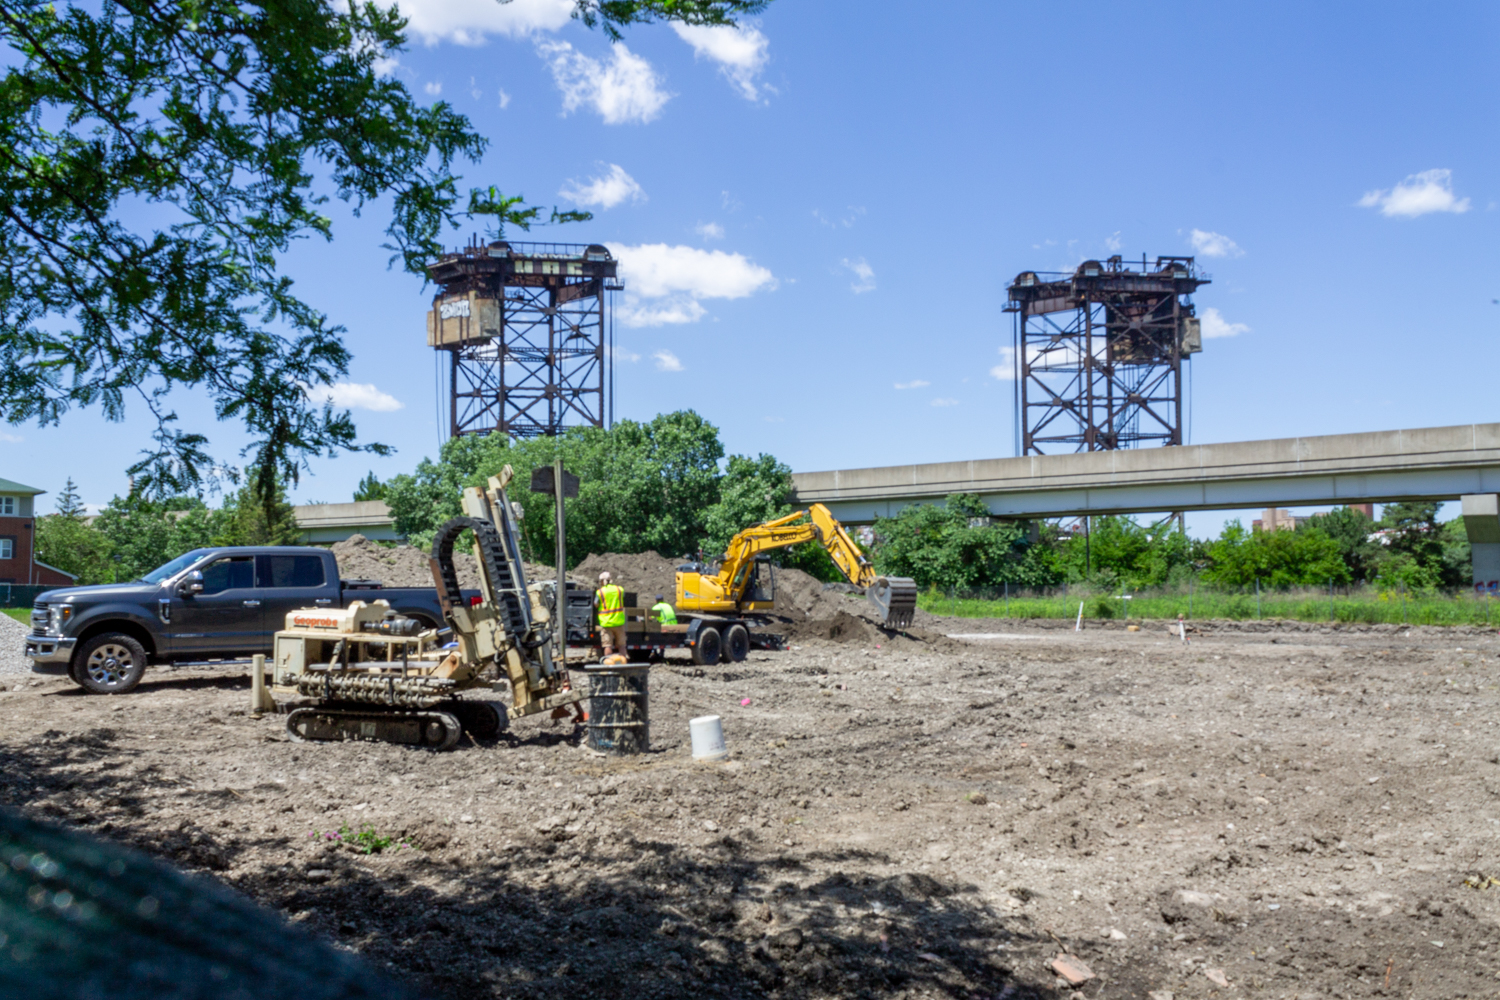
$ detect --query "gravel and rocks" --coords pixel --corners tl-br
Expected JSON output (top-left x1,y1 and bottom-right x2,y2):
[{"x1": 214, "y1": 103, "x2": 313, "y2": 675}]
[
  {"x1": 5, "y1": 614, "x2": 1500, "y2": 998},
  {"x1": 0, "y1": 614, "x2": 32, "y2": 675}
]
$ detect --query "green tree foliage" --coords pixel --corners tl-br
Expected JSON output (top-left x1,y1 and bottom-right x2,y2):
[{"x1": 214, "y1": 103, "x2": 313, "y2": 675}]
[
  {"x1": 1306, "y1": 506, "x2": 1381, "y2": 582},
  {"x1": 872, "y1": 494, "x2": 1055, "y2": 591},
  {"x1": 353, "y1": 472, "x2": 387, "y2": 503},
  {"x1": 92, "y1": 495, "x2": 219, "y2": 583},
  {"x1": 1202, "y1": 520, "x2": 1350, "y2": 588},
  {"x1": 1367, "y1": 501, "x2": 1465, "y2": 591},
  {"x1": 0, "y1": 0, "x2": 765, "y2": 508},
  {"x1": 383, "y1": 411, "x2": 813, "y2": 569},
  {"x1": 1051, "y1": 515, "x2": 1194, "y2": 589},
  {"x1": 1439, "y1": 516, "x2": 1472, "y2": 588},
  {"x1": 213, "y1": 475, "x2": 301, "y2": 547},
  {"x1": 69, "y1": 473, "x2": 299, "y2": 582},
  {"x1": 34, "y1": 478, "x2": 113, "y2": 583}
]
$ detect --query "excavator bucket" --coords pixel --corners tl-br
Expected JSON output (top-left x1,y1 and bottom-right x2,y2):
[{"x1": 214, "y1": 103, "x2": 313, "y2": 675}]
[{"x1": 868, "y1": 576, "x2": 918, "y2": 629}]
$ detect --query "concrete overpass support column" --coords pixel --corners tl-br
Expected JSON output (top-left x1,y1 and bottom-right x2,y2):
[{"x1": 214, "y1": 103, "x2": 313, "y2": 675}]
[{"x1": 1461, "y1": 495, "x2": 1500, "y2": 590}]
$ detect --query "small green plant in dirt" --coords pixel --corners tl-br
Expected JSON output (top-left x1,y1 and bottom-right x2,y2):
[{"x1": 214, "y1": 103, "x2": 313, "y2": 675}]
[
  {"x1": 1088, "y1": 595, "x2": 1116, "y2": 619},
  {"x1": 308, "y1": 824, "x2": 414, "y2": 854}
]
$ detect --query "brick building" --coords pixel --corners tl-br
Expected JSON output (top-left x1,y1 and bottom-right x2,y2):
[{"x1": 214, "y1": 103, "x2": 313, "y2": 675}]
[{"x1": 0, "y1": 478, "x2": 76, "y2": 587}]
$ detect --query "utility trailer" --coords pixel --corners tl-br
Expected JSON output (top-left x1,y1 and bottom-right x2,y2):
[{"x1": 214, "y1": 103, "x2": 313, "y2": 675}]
[{"x1": 565, "y1": 587, "x2": 783, "y2": 666}]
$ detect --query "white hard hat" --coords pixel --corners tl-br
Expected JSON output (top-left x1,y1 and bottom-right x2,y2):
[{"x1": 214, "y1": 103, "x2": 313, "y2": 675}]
[{"x1": 598, "y1": 571, "x2": 611, "y2": 583}]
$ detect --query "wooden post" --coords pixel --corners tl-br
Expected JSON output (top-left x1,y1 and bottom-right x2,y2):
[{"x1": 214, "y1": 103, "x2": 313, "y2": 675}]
[{"x1": 249, "y1": 653, "x2": 274, "y2": 714}]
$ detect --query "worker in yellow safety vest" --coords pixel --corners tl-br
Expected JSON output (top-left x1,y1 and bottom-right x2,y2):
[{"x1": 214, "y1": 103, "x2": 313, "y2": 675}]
[
  {"x1": 651, "y1": 595, "x2": 677, "y2": 625},
  {"x1": 595, "y1": 571, "x2": 627, "y2": 656}
]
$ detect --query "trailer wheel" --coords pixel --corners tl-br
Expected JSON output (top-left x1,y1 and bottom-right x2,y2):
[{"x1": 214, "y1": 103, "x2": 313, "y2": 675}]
[
  {"x1": 723, "y1": 624, "x2": 750, "y2": 663},
  {"x1": 691, "y1": 627, "x2": 722, "y2": 666}
]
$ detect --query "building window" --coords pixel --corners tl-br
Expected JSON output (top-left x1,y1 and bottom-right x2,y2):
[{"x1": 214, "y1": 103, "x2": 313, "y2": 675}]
[
  {"x1": 0, "y1": 539, "x2": 13, "y2": 559},
  {"x1": 0, "y1": 498, "x2": 15, "y2": 515}
]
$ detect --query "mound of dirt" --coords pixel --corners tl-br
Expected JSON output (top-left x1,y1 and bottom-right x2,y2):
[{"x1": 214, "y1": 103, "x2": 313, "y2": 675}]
[
  {"x1": 572, "y1": 551, "x2": 679, "y2": 602},
  {"x1": 330, "y1": 534, "x2": 557, "y2": 592},
  {"x1": 792, "y1": 609, "x2": 880, "y2": 644},
  {"x1": 772, "y1": 567, "x2": 867, "y2": 620}
]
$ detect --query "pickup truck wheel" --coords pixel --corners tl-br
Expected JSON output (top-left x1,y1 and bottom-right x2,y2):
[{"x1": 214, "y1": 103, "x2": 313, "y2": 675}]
[{"x1": 73, "y1": 634, "x2": 147, "y2": 694}]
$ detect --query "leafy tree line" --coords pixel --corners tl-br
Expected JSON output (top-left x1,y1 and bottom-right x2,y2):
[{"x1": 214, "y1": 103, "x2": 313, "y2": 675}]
[
  {"x1": 35, "y1": 477, "x2": 299, "y2": 584},
  {"x1": 871, "y1": 496, "x2": 1472, "y2": 594},
  {"x1": 383, "y1": 410, "x2": 836, "y2": 575}
]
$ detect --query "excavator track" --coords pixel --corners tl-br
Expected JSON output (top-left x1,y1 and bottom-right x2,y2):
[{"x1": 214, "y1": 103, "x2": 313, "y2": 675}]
[{"x1": 286, "y1": 706, "x2": 463, "y2": 750}]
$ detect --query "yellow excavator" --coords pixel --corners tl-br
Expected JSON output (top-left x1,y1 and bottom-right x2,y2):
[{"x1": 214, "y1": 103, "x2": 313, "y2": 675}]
[{"x1": 675, "y1": 504, "x2": 918, "y2": 629}]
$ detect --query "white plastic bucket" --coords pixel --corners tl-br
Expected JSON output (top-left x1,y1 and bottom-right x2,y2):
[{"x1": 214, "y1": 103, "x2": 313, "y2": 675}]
[{"x1": 690, "y1": 715, "x2": 727, "y2": 761}]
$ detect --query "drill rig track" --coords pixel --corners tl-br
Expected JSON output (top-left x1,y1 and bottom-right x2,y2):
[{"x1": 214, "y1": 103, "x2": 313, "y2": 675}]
[{"x1": 285, "y1": 699, "x2": 507, "y2": 749}]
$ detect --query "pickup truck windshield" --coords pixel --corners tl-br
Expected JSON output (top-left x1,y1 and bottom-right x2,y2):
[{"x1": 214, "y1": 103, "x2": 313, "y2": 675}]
[{"x1": 141, "y1": 549, "x2": 211, "y2": 584}]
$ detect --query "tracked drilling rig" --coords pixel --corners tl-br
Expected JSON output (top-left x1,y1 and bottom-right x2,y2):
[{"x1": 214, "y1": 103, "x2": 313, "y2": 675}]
[{"x1": 272, "y1": 467, "x2": 584, "y2": 750}]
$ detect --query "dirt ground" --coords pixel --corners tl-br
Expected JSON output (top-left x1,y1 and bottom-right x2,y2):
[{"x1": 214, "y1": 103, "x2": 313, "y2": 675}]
[{"x1": 6, "y1": 609, "x2": 1500, "y2": 999}]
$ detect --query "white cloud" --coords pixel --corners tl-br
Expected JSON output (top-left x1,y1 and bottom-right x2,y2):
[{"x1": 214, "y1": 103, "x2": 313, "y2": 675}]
[
  {"x1": 989, "y1": 346, "x2": 1016, "y2": 380},
  {"x1": 652, "y1": 350, "x2": 684, "y2": 372},
  {"x1": 497, "y1": 89, "x2": 512, "y2": 109},
  {"x1": 383, "y1": 0, "x2": 572, "y2": 45},
  {"x1": 1190, "y1": 229, "x2": 1243, "y2": 258},
  {"x1": 842, "y1": 257, "x2": 876, "y2": 294},
  {"x1": 469, "y1": 76, "x2": 481, "y2": 99},
  {"x1": 0, "y1": 431, "x2": 21, "y2": 443},
  {"x1": 1359, "y1": 168, "x2": 1470, "y2": 217},
  {"x1": 607, "y1": 345, "x2": 641, "y2": 363},
  {"x1": 610, "y1": 243, "x2": 773, "y2": 299},
  {"x1": 814, "y1": 206, "x2": 866, "y2": 229},
  {"x1": 893, "y1": 380, "x2": 930, "y2": 390},
  {"x1": 424, "y1": 80, "x2": 442, "y2": 96},
  {"x1": 607, "y1": 242, "x2": 775, "y2": 327},
  {"x1": 671, "y1": 22, "x2": 770, "y2": 101},
  {"x1": 560, "y1": 164, "x2": 645, "y2": 209},
  {"x1": 695, "y1": 222, "x2": 725, "y2": 240},
  {"x1": 1199, "y1": 307, "x2": 1249, "y2": 339},
  {"x1": 989, "y1": 344, "x2": 1039, "y2": 380},
  {"x1": 538, "y1": 40, "x2": 670, "y2": 125},
  {"x1": 1104, "y1": 231, "x2": 1122, "y2": 252},
  {"x1": 930, "y1": 398, "x2": 960, "y2": 407},
  {"x1": 617, "y1": 298, "x2": 708, "y2": 327},
  {"x1": 372, "y1": 56, "x2": 399, "y2": 78},
  {"x1": 305, "y1": 382, "x2": 404, "y2": 412}
]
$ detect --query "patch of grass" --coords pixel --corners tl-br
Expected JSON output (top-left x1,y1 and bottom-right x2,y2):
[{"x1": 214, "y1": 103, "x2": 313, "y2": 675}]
[
  {"x1": 918, "y1": 586, "x2": 1500, "y2": 627},
  {"x1": 3, "y1": 609, "x2": 29, "y2": 625}
]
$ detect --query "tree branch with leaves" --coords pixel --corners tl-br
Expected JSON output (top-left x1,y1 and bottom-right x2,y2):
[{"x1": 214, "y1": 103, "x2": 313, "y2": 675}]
[{"x1": 0, "y1": 0, "x2": 766, "y2": 512}]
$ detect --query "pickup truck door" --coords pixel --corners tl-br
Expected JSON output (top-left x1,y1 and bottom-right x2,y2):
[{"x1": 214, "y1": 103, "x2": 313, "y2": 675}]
[
  {"x1": 255, "y1": 553, "x2": 338, "y2": 637},
  {"x1": 167, "y1": 555, "x2": 262, "y2": 657}
]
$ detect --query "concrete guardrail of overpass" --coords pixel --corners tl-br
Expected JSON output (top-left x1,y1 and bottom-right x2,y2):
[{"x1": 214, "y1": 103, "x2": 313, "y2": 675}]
[{"x1": 790, "y1": 422, "x2": 1500, "y2": 523}]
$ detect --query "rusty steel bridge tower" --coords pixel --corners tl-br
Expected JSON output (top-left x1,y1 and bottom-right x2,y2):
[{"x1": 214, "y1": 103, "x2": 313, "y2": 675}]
[
  {"x1": 1004, "y1": 255, "x2": 1209, "y2": 455},
  {"x1": 426, "y1": 239, "x2": 622, "y2": 438}
]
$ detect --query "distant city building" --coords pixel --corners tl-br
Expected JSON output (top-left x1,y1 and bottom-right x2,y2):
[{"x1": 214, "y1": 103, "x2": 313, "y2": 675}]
[{"x1": 1252, "y1": 508, "x2": 1303, "y2": 532}]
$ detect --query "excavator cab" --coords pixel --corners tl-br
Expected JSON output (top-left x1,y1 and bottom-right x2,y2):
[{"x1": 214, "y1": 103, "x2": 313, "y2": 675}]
[{"x1": 744, "y1": 558, "x2": 775, "y2": 608}]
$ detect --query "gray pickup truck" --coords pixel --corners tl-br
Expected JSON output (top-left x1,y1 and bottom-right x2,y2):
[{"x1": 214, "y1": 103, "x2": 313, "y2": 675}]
[{"x1": 25, "y1": 546, "x2": 463, "y2": 695}]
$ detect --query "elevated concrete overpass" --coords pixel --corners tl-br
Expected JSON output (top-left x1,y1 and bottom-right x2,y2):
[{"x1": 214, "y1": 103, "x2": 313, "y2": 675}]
[{"x1": 790, "y1": 422, "x2": 1500, "y2": 523}]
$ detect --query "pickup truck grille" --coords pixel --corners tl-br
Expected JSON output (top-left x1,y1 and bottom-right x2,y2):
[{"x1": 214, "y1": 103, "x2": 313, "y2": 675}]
[{"x1": 30, "y1": 601, "x2": 47, "y2": 635}]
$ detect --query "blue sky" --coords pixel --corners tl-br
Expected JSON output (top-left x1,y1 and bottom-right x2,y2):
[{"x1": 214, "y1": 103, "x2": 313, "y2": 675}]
[{"x1": 12, "y1": 1, "x2": 1499, "y2": 535}]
